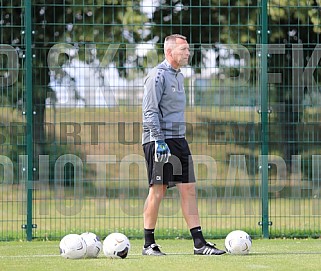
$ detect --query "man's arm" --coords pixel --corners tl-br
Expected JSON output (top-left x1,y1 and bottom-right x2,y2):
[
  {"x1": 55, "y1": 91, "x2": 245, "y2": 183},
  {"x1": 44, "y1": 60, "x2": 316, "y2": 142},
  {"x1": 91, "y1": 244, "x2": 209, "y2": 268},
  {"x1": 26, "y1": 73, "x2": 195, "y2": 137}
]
[{"x1": 142, "y1": 69, "x2": 164, "y2": 141}]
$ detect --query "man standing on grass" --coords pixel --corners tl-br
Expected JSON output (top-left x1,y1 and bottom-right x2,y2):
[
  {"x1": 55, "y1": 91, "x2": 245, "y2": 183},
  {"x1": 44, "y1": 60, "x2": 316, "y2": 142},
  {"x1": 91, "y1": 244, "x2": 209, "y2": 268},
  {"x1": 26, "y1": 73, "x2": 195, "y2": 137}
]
[{"x1": 141, "y1": 34, "x2": 226, "y2": 256}]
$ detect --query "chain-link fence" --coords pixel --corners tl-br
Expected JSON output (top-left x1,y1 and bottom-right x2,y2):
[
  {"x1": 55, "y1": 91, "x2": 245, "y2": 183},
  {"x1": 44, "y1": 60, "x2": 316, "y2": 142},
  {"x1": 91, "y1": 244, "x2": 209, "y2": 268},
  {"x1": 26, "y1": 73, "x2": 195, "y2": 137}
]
[{"x1": 1, "y1": 1, "x2": 321, "y2": 241}]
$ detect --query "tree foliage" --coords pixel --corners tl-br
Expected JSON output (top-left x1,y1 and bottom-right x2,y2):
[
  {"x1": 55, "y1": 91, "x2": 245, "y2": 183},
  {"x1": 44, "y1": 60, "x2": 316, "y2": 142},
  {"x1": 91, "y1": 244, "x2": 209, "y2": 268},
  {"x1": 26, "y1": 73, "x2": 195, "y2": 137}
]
[
  {"x1": 1, "y1": 0, "x2": 147, "y2": 168},
  {"x1": 2, "y1": 0, "x2": 321, "y2": 167}
]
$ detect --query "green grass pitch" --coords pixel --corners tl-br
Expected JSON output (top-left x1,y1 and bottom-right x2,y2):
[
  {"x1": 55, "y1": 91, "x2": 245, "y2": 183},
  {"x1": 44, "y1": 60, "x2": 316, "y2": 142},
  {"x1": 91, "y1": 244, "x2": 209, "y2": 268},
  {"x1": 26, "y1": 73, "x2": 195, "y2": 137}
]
[{"x1": 0, "y1": 239, "x2": 321, "y2": 271}]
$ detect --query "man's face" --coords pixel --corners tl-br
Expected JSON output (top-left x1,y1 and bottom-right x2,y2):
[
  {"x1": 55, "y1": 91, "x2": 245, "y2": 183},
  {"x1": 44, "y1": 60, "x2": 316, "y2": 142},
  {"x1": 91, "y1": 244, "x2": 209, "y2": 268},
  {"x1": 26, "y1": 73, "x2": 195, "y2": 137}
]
[{"x1": 170, "y1": 38, "x2": 190, "y2": 68}]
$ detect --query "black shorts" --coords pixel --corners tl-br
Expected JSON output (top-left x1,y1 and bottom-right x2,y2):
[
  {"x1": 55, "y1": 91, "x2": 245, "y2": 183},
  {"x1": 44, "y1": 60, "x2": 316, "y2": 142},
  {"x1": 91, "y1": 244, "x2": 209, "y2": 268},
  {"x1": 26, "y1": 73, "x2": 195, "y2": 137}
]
[{"x1": 143, "y1": 138, "x2": 196, "y2": 187}]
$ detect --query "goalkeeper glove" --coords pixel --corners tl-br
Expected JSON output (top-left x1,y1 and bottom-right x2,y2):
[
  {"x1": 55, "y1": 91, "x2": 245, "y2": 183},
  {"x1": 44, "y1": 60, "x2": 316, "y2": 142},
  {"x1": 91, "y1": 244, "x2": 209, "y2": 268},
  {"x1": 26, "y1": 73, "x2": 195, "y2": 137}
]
[{"x1": 155, "y1": 140, "x2": 171, "y2": 163}]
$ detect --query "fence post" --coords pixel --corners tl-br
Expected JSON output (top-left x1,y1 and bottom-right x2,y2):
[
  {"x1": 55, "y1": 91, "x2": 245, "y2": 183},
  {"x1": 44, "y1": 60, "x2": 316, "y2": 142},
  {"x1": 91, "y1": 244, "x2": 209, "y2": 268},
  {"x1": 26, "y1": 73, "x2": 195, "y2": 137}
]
[
  {"x1": 260, "y1": 0, "x2": 270, "y2": 238},
  {"x1": 25, "y1": 1, "x2": 34, "y2": 241}
]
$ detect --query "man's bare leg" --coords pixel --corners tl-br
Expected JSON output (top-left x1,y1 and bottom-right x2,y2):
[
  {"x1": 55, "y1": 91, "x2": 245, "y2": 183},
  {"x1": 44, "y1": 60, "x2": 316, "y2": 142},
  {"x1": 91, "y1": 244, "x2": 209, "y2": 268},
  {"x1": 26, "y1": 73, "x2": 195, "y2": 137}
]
[
  {"x1": 143, "y1": 184, "x2": 167, "y2": 229},
  {"x1": 142, "y1": 184, "x2": 167, "y2": 256}
]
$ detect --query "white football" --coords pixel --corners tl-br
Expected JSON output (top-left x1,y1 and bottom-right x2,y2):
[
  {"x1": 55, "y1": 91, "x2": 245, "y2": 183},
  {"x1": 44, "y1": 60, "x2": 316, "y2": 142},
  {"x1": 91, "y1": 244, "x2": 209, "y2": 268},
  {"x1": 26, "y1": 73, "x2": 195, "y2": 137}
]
[
  {"x1": 80, "y1": 232, "x2": 102, "y2": 258},
  {"x1": 103, "y1": 232, "x2": 131, "y2": 259},
  {"x1": 59, "y1": 234, "x2": 87, "y2": 259},
  {"x1": 225, "y1": 230, "x2": 252, "y2": 255}
]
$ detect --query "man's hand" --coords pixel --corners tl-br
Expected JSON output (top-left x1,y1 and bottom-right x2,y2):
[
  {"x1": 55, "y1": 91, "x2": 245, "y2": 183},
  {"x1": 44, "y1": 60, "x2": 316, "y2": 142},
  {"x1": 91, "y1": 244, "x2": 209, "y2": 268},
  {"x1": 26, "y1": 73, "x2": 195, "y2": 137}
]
[{"x1": 155, "y1": 140, "x2": 171, "y2": 163}]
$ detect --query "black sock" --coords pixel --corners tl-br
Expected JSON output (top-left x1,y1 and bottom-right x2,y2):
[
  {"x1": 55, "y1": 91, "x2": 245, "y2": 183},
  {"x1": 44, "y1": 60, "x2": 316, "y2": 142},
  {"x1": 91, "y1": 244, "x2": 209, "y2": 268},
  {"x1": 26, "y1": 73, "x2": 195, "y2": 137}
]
[
  {"x1": 190, "y1": 226, "x2": 206, "y2": 249},
  {"x1": 144, "y1": 228, "x2": 156, "y2": 248}
]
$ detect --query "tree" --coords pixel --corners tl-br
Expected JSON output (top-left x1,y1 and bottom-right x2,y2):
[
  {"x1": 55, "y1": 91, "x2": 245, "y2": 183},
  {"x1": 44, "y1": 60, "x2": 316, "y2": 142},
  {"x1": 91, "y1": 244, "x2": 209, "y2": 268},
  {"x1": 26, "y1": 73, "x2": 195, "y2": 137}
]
[
  {"x1": 1, "y1": 0, "x2": 147, "y2": 181},
  {"x1": 268, "y1": 1, "x2": 320, "y2": 168},
  {"x1": 2, "y1": 0, "x2": 321, "y2": 178},
  {"x1": 150, "y1": 0, "x2": 321, "y2": 170},
  {"x1": 150, "y1": 0, "x2": 258, "y2": 66}
]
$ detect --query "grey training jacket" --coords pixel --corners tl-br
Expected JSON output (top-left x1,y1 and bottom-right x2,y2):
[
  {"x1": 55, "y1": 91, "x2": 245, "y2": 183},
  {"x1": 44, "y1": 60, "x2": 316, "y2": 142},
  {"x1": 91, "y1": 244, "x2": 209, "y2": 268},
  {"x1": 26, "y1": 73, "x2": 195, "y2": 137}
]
[{"x1": 142, "y1": 60, "x2": 186, "y2": 145}]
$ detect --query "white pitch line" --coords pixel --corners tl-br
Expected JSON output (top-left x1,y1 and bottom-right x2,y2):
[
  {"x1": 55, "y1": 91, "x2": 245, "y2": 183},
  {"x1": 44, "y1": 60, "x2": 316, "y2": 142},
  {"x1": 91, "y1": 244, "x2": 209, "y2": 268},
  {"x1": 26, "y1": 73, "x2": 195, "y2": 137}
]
[
  {"x1": 0, "y1": 252, "x2": 195, "y2": 259},
  {"x1": 0, "y1": 254, "x2": 60, "y2": 258}
]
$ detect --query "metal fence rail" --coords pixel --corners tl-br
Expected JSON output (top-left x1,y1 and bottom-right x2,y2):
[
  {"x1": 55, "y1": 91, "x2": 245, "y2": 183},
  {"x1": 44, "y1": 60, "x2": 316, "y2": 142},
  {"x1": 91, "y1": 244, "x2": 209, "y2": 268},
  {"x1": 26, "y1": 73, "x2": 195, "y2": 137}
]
[{"x1": 1, "y1": 1, "x2": 321, "y2": 241}]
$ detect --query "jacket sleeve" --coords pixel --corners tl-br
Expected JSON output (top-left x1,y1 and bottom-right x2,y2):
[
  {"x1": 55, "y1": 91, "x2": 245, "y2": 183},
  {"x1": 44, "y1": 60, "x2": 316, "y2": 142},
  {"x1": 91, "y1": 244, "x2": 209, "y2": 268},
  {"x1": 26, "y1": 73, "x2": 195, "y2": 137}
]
[{"x1": 142, "y1": 68, "x2": 164, "y2": 141}]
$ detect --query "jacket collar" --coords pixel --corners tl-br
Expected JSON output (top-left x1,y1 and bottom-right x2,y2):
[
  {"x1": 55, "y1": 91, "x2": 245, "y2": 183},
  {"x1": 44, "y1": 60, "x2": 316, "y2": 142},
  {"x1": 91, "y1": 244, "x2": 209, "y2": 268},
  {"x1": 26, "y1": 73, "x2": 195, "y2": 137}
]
[{"x1": 163, "y1": 59, "x2": 181, "y2": 73}]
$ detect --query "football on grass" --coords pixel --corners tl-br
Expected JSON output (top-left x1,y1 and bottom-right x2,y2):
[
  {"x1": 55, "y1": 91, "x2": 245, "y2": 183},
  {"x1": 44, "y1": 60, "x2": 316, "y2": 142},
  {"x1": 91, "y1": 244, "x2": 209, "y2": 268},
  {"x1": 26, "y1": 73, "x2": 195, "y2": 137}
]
[
  {"x1": 80, "y1": 232, "x2": 102, "y2": 258},
  {"x1": 103, "y1": 232, "x2": 131, "y2": 259},
  {"x1": 59, "y1": 234, "x2": 87, "y2": 259},
  {"x1": 225, "y1": 230, "x2": 252, "y2": 255}
]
